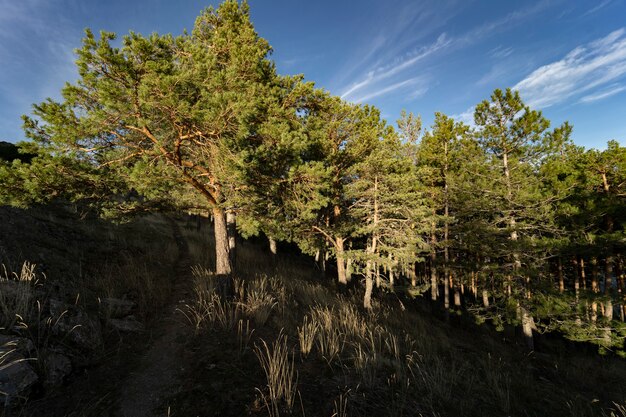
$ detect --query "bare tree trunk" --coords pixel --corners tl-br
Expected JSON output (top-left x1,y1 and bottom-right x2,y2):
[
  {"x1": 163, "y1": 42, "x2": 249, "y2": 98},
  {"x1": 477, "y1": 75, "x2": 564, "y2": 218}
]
[
  {"x1": 605, "y1": 256, "x2": 614, "y2": 294},
  {"x1": 471, "y1": 272, "x2": 477, "y2": 298},
  {"x1": 336, "y1": 237, "x2": 347, "y2": 285},
  {"x1": 430, "y1": 259, "x2": 438, "y2": 301},
  {"x1": 213, "y1": 207, "x2": 233, "y2": 276},
  {"x1": 269, "y1": 236, "x2": 277, "y2": 255},
  {"x1": 346, "y1": 257, "x2": 353, "y2": 282},
  {"x1": 454, "y1": 274, "x2": 462, "y2": 308},
  {"x1": 444, "y1": 271, "x2": 450, "y2": 310},
  {"x1": 315, "y1": 249, "x2": 326, "y2": 271},
  {"x1": 617, "y1": 256, "x2": 625, "y2": 322},
  {"x1": 430, "y1": 222, "x2": 438, "y2": 301},
  {"x1": 364, "y1": 260, "x2": 374, "y2": 309},
  {"x1": 592, "y1": 257, "x2": 600, "y2": 293},
  {"x1": 591, "y1": 302, "x2": 598, "y2": 323},
  {"x1": 580, "y1": 257, "x2": 587, "y2": 290},
  {"x1": 482, "y1": 289, "x2": 490, "y2": 307},
  {"x1": 618, "y1": 255, "x2": 625, "y2": 294},
  {"x1": 375, "y1": 262, "x2": 380, "y2": 288},
  {"x1": 572, "y1": 257, "x2": 580, "y2": 301},
  {"x1": 558, "y1": 257, "x2": 564, "y2": 293},
  {"x1": 226, "y1": 210, "x2": 237, "y2": 268},
  {"x1": 388, "y1": 253, "x2": 394, "y2": 288},
  {"x1": 520, "y1": 305, "x2": 535, "y2": 351},
  {"x1": 604, "y1": 299, "x2": 613, "y2": 321}
]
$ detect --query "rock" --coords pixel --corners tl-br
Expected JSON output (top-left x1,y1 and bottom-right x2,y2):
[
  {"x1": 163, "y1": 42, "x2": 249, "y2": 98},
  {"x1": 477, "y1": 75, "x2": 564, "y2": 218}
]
[
  {"x1": 43, "y1": 351, "x2": 72, "y2": 387},
  {"x1": 48, "y1": 298, "x2": 67, "y2": 318},
  {"x1": 99, "y1": 297, "x2": 135, "y2": 319},
  {"x1": 0, "y1": 280, "x2": 32, "y2": 300},
  {"x1": 0, "y1": 352, "x2": 38, "y2": 403},
  {"x1": 49, "y1": 299, "x2": 103, "y2": 351},
  {"x1": 0, "y1": 335, "x2": 34, "y2": 355},
  {"x1": 108, "y1": 317, "x2": 145, "y2": 333}
]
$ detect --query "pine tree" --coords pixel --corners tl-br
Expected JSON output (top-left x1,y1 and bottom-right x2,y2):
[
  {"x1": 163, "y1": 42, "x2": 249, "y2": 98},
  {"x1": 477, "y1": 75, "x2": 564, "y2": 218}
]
[
  {"x1": 473, "y1": 88, "x2": 572, "y2": 349},
  {"x1": 20, "y1": 1, "x2": 298, "y2": 275}
]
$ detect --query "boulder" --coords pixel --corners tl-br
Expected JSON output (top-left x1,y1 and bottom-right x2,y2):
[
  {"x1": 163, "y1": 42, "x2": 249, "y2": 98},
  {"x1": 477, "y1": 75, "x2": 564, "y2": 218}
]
[
  {"x1": 108, "y1": 316, "x2": 145, "y2": 333},
  {"x1": 99, "y1": 297, "x2": 135, "y2": 319},
  {"x1": 0, "y1": 280, "x2": 32, "y2": 301},
  {"x1": 49, "y1": 299, "x2": 103, "y2": 351},
  {"x1": 43, "y1": 351, "x2": 72, "y2": 387},
  {"x1": 0, "y1": 335, "x2": 34, "y2": 355},
  {"x1": 0, "y1": 352, "x2": 38, "y2": 403}
]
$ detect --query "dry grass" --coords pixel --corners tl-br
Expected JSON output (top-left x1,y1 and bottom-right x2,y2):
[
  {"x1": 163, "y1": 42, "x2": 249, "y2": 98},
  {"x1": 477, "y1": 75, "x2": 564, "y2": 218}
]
[
  {"x1": 254, "y1": 331, "x2": 299, "y2": 417},
  {"x1": 0, "y1": 262, "x2": 41, "y2": 330},
  {"x1": 297, "y1": 316, "x2": 318, "y2": 358},
  {"x1": 169, "y1": 219, "x2": 626, "y2": 417},
  {"x1": 182, "y1": 270, "x2": 282, "y2": 333},
  {"x1": 244, "y1": 277, "x2": 278, "y2": 326},
  {"x1": 237, "y1": 319, "x2": 255, "y2": 355}
]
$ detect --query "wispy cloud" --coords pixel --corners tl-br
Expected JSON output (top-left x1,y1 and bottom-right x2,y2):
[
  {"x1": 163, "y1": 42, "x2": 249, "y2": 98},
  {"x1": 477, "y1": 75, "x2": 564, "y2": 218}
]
[
  {"x1": 458, "y1": 0, "x2": 554, "y2": 45},
  {"x1": 0, "y1": 0, "x2": 81, "y2": 141},
  {"x1": 351, "y1": 77, "x2": 428, "y2": 103},
  {"x1": 579, "y1": 84, "x2": 626, "y2": 103},
  {"x1": 489, "y1": 46, "x2": 514, "y2": 59},
  {"x1": 581, "y1": 0, "x2": 613, "y2": 17},
  {"x1": 339, "y1": 1, "x2": 553, "y2": 105},
  {"x1": 514, "y1": 29, "x2": 626, "y2": 108},
  {"x1": 341, "y1": 34, "x2": 450, "y2": 100}
]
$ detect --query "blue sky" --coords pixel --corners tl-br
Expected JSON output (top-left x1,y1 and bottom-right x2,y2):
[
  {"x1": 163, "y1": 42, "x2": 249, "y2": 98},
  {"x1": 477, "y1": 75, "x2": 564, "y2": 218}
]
[{"x1": 1, "y1": 0, "x2": 625, "y2": 149}]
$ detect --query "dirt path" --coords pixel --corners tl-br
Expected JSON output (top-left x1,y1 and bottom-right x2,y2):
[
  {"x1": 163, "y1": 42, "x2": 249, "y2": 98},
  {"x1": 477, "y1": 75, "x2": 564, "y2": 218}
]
[{"x1": 116, "y1": 220, "x2": 193, "y2": 417}]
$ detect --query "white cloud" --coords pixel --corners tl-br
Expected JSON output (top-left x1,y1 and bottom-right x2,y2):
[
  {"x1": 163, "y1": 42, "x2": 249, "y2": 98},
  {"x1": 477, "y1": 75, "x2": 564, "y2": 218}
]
[
  {"x1": 579, "y1": 84, "x2": 626, "y2": 103},
  {"x1": 351, "y1": 77, "x2": 428, "y2": 103},
  {"x1": 514, "y1": 29, "x2": 626, "y2": 108},
  {"x1": 341, "y1": 34, "x2": 449, "y2": 101},
  {"x1": 581, "y1": 0, "x2": 612, "y2": 17},
  {"x1": 489, "y1": 46, "x2": 514, "y2": 59},
  {"x1": 339, "y1": 1, "x2": 554, "y2": 105},
  {"x1": 450, "y1": 107, "x2": 475, "y2": 127},
  {"x1": 458, "y1": 0, "x2": 553, "y2": 45}
]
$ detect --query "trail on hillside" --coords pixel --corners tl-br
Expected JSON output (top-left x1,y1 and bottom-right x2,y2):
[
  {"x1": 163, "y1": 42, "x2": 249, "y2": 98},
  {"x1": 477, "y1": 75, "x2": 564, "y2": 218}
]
[{"x1": 115, "y1": 220, "x2": 194, "y2": 417}]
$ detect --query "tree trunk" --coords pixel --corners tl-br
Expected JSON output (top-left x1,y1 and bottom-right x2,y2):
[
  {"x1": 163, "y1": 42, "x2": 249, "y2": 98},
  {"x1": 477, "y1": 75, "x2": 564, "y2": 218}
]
[
  {"x1": 213, "y1": 207, "x2": 233, "y2": 276},
  {"x1": 364, "y1": 258, "x2": 374, "y2": 309},
  {"x1": 454, "y1": 273, "x2": 461, "y2": 308},
  {"x1": 604, "y1": 299, "x2": 613, "y2": 321},
  {"x1": 617, "y1": 255, "x2": 625, "y2": 294},
  {"x1": 482, "y1": 289, "x2": 490, "y2": 307},
  {"x1": 388, "y1": 253, "x2": 394, "y2": 288},
  {"x1": 580, "y1": 257, "x2": 587, "y2": 290},
  {"x1": 346, "y1": 257, "x2": 353, "y2": 282},
  {"x1": 430, "y1": 222, "x2": 438, "y2": 301},
  {"x1": 572, "y1": 257, "x2": 580, "y2": 300},
  {"x1": 444, "y1": 271, "x2": 450, "y2": 310},
  {"x1": 605, "y1": 256, "x2": 614, "y2": 294},
  {"x1": 226, "y1": 210, "x2": 237, "y2": 267},
  {"x1": 591, "y1": 302, "x2": 598, "y2": 323},
  {"x1": 592, "y1": 257, "x2": 599, "y2": 293},
  {"x1": 409, "y1": 263, "x2": 417, "y2": 287},
  {"x1": 315, "y1": 249, "x2": 325, "y2": 271},
  {"x1": 558, "y1": 257, "x2": 564, "y2": 293},
  {"x1": 430, "y1": 259, "x2": 438, "y2": 301},
  {"x1": 520, "y1": 305, "x2": 535, "y2": 351},
  {"x1": 336, "y1": 237, "x2": 347, "y2": 285},
  {"x1": 269, "y1": 236, "x2": 278, "y2": 255}
]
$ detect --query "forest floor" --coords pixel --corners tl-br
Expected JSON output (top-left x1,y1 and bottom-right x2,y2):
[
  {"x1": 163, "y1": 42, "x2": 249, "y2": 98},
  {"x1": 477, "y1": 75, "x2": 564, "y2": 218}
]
[{"x1": 2, "y1": 205, "x2": 626, "y2": 417}]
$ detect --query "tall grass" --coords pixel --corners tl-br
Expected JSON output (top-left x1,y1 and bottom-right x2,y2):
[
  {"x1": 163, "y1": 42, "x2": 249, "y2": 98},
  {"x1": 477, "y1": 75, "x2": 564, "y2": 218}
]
[
  {"x1": 0, "y1": 262, "x2": 40, "y2": 330},
  {"x1": 255, "y1": 331, "x2": 299, "y2": 417},
  {"x1": 176, "y1": 221, "x2": 626, "y2": 417}
]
